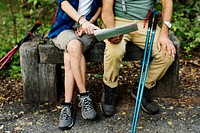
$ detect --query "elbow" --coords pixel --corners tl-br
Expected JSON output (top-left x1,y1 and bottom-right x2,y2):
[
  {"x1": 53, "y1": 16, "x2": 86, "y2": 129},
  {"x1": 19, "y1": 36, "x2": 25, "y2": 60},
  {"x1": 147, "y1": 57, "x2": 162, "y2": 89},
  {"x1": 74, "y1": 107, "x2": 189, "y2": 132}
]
[{"x1": 60, "y1": 1, "x2": 68, "y2": 10}]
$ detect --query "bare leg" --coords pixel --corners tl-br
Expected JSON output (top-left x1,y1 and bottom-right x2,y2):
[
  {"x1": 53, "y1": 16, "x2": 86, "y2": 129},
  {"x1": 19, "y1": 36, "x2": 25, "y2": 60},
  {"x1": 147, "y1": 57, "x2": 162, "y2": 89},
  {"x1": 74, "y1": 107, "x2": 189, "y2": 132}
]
[
  {"x1": 67, "y1": 39, "x2": 86, "y2": 93},
  {"x1": 64, "y1": 52, "x2": 75, "y2": 103},
  {"x1": 80, "y1": 54, "x2": 86, "y2": 87}
]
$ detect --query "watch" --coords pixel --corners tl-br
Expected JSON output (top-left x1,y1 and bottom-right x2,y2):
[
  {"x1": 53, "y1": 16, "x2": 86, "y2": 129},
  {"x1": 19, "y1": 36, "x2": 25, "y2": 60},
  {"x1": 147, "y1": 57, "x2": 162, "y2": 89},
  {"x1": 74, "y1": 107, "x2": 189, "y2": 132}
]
[{"x1": 162, "y1": 21, "x2": 172, "y2": 29}]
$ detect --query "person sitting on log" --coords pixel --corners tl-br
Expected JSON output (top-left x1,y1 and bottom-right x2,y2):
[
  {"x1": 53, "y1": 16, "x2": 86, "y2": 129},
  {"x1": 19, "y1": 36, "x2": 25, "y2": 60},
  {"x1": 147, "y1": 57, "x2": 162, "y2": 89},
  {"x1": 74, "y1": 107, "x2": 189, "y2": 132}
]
[
  {"x1": 100, "y1": 0, "x2": 176, "y2": 117},
  {"x1": 48, "y1": 0, "x2": 102, "y2": 130}
]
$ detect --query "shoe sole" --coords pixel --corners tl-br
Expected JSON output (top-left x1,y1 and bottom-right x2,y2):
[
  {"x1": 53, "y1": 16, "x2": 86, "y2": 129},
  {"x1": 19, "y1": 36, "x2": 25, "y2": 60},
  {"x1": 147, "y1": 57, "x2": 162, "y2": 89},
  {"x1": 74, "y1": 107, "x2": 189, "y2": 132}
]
[
  {"x1": 81, "y1": 111, "x2": 96, "y2": 120},
  {"x1": 131, "y1": 92, "x2": 158, "y2": 115},
  {"x1": 100, "y1": 103, "x2": 115, "y2": 117},
  {"x1": 58, "y1": 120, "x2": 74, "y2": 130}
]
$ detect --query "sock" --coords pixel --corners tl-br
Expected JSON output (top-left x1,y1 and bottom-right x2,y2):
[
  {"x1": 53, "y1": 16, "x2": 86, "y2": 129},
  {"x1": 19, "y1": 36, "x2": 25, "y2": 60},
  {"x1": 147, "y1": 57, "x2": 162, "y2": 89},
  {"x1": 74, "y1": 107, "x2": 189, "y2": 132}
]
[
  {"x1": 62, "y1": 102, "x2": 72, "y2": 105},
  {"x1": 79, "y1": 91, "x2": 89, "y2": 96}
]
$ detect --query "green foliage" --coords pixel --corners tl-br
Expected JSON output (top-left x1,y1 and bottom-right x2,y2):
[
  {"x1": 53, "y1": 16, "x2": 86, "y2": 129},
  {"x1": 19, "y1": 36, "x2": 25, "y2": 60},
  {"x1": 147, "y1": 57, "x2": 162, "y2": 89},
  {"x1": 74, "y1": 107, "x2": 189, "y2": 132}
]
[
  {"x1": 1, "y1": 0, "x2": 200, "y2": 78},
  {"x1": 172, "y1": 2, "x2": 200, "y2": 56},
  {"x1": 0, "y1": 2, "x2": 6, "y2": 9},
  {"x1": 0, "y1": 0, "x2": 55, "y2": 78},
  {"x1": 155, "y1": 1, "x2": 200, "y2": 57},
  {"x1": 19, "y1": 0, "x2": 56, "y2": 22}
]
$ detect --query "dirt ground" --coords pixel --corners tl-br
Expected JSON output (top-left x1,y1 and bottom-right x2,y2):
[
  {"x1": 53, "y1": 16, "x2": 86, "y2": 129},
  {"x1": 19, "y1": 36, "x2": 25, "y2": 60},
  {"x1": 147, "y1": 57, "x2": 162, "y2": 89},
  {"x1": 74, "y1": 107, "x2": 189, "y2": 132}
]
[{"x1": 0, "y1": 51, "x2": 199, "y2": 133}]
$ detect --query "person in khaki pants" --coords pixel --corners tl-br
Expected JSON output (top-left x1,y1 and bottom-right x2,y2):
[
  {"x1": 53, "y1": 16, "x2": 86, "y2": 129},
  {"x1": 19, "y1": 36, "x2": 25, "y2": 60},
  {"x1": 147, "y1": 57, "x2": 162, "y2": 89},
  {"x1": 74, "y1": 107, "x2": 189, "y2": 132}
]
[{"x1": 100, "y1": 0, "x2": 176, "y2": 117}]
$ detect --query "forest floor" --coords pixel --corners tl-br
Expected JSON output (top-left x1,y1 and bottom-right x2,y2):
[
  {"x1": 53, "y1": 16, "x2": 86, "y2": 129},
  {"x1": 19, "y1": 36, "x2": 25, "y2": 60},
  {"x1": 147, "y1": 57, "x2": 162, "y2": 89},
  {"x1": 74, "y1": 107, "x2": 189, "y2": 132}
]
[{"x1": 0, "y1": 50, "x2": 200, "y2": 133}]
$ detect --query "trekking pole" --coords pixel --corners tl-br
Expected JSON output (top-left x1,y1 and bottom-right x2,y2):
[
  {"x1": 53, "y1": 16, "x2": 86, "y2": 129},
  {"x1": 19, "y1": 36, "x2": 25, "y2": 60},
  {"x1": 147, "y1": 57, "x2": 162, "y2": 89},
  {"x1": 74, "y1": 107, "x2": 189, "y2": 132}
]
[
  {"x1": 0, "y1": 20, "x2": 41, "y2": 70},
  {"x1": 131, "y1": 10, "x2": 160, "y2": 133}
]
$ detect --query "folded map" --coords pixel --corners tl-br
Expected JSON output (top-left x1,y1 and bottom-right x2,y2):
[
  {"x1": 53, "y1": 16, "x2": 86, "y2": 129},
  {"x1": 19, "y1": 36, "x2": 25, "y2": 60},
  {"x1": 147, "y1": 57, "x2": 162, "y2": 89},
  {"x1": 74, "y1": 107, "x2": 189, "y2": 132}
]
[{"x1": 94, "y1": 22, "x2": 138, "y2": 41}]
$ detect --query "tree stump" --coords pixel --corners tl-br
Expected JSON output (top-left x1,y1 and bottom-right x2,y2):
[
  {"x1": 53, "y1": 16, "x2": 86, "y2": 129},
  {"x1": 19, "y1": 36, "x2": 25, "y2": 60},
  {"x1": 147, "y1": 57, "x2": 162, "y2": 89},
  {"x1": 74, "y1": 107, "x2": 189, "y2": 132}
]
[{"x1": 20, "y1": 31, "x2": 179, "y2": 103}]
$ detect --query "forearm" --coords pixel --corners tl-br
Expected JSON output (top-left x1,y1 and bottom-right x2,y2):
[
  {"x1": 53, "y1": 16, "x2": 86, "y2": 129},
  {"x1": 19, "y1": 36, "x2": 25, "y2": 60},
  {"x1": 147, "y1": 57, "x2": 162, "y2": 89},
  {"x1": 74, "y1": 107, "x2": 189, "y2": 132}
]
[
  {"x1": 160, "y1": 0, "x2": 173, "y2": 36},
  {"x1": 90, "y1": 7, "x2": 102, "y2": 23},
  {"x1": 101, "y1": 0, "x2": 115, "y2": 28},
  {"x1": 61, "y1": 1, "x2": 86, "y2": 24}
]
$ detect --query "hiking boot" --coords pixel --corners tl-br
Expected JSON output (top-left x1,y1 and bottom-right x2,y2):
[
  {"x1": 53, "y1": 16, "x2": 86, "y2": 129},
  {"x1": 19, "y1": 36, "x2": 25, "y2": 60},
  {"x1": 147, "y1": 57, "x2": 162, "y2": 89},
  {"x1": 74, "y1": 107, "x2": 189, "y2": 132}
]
[
  {"x1": 100, "y1": 84, "x2": 117, "y2": 117},
  {"x1": 131, "y1": 83, "x2": 159, "y2": 115},
  {"x1": 58, "y1": 103, "x2": 74, "y2": 130},
  {"x1": 78, "y1": 91, "x2": 96, "y2": 120}
]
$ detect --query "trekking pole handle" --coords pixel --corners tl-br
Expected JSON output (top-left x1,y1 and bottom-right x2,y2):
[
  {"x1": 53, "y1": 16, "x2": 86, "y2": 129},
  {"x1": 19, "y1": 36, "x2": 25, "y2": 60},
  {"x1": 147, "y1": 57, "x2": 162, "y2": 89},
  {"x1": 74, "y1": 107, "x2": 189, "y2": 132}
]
[
  {"x1": 147, "y1": 12, "x2": 154, "y2": 29},
  {"x1": 18, "y1": 20, "x2": 41, "y2": 46},
  {"x1": 0, "y1": 20, "x2": 41, "y2": 70},
  {"x1": 30, "y1": 20, "x2": 41, "y2": 34},
  {"x1": 152, "y1": 14, "x2": 160, "y2": 31}
]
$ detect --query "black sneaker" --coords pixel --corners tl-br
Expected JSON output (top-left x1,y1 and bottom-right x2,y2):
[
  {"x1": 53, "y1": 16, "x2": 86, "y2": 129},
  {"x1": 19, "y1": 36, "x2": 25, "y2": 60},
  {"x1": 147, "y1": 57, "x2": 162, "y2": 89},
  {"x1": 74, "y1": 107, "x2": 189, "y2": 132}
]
[
  {"x1": 100, "y1": 84, "x2": 117, "y2": 117},
  {"x1": 78, "y1": 92, "x2": 96, "y2": 120},
  {"x1": 131, "y1": 83, "x2": 159, "y2": 115},
  {"x1": 58, "y1": 103, "x2": 74, "y2": 130}
]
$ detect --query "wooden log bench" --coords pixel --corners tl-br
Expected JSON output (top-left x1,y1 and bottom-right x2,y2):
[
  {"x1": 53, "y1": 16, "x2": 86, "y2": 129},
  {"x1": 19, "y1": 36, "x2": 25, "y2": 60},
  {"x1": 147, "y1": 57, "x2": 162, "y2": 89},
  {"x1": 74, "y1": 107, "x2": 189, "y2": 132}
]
[{"x1": 19, "y1": 31, "x2": 180, "y2": 103}]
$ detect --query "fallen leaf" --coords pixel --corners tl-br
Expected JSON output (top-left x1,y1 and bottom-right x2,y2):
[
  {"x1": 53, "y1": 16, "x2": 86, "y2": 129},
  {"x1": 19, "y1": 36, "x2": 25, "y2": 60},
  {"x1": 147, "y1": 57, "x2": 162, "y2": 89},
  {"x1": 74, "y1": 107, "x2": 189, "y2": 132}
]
[
  {"x1": 167, "y1": 106, "x2": 174, "y2": 110},
  {"x1": 19, "y1": 111, "x2": 24, "y2": 115},
  {"x1": 51, "y1": 108, "x2": 58, "y2": 112},
  {"x1": 27, "y1": 122, "x2": 33, "y2": 125},
  {"x1": 122, "y1": 112, "x2": 126, "y2": 116},
  {"x1": 137, "y1": 126, "x2": 143, "y2": 129},
  {"x1": 56, "y1": 106, "x2": 61, "y2": 110},
  {"x1": 15, "y1": 126, "x2": 24, "y2": 131},
  {"x1": 0, "y1": 97, "x2": 6, "y2": 101},
  {"x1": 168, "y1": 121, "x2": 173, "y2": 126},
  {"x1": 0, "y1": 125, "x2": 4, "y2": 130}
]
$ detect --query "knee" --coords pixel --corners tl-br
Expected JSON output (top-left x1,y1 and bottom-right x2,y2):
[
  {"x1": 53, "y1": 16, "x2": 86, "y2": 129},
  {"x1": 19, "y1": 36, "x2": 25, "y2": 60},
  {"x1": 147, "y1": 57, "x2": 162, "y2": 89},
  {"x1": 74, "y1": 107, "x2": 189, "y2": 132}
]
[
  {"x1": 105, "y1": 47, "x2": 126, "y2": 60},
  {"x1": 156, "y1": 53, "x2": 175, "y2": 65},
  {"x1": 67, "y1": 40, "x2": 82, "y2": 56},
  {"x1": 165, "y1": 56, "x2": 174, "y2": 65}
]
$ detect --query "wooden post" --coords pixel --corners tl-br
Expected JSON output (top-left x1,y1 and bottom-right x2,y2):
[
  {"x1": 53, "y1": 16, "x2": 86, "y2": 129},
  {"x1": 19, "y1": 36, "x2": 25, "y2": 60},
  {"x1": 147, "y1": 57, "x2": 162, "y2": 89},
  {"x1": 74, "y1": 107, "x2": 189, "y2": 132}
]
[
  {"x1": 151, "y1": 31, "x2": 180, "y2": 97},
  {"x1": 20, "y1": 39, "x2": 58, "y2": 103},
  {"x1": 19, "y1": 41, "x2": 39, "y2": 103}
]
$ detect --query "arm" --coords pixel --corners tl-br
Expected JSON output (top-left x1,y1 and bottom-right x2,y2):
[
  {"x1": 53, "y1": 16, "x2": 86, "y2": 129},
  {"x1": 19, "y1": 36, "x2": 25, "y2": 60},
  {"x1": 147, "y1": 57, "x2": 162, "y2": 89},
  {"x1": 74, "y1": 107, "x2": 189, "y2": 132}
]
[
  {"x1": 61, "y1": 1, "x2": 81, "y2": 23},
  {"x1": 76, "y1": 7, "x2": 102, "y2": 36},
  {"x1": 157, "y1": 0, "x2": 176, "y2": 58},
  {"x1": 61, "y1": 1, "x2": 99, "y2": 34},
  {"x1": 101, "y1": 0, "x2": 122, "y2": 44},
  {"x1": 101, "y1": 0, "x2": 115, "y2": 28},
  {"x1": 90, "y1": 7, "x2": 102, "y2": 23}
]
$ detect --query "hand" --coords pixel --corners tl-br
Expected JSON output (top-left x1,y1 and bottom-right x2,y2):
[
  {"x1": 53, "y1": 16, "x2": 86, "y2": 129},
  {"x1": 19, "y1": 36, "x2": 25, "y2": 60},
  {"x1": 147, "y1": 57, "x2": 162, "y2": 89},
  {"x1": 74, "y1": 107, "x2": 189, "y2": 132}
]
[
  {"x1": 157, "y1": 34, "x2": 176, "y2": 58},
  {"x1": 108, "y1": 35, "x2": 123, "y2": 44},
  {"x1": 81, "y1": 21, "x2": 100, "y2": 35},
  {"x1": 75, "y1": 26, "x2": 85, "y2": 36}
]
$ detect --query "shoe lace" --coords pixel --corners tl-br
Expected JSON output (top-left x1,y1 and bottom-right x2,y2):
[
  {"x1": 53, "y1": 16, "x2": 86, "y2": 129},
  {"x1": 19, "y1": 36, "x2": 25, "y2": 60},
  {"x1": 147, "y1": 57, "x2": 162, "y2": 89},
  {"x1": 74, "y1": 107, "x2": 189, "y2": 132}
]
[
  {"x1": 60, "y1": 106, "x2": 71, "y2": 120},
  {"x1": 78, "y1": 96, "x2": 93, "y2": 111}
]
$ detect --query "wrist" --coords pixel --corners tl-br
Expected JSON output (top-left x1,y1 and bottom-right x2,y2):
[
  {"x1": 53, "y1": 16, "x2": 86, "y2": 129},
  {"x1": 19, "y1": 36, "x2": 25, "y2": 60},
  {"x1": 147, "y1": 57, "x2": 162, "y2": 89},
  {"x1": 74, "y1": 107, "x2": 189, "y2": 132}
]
[
  {"x1": 80, "y1": 20, "x2": 89, "y2": 26},
  {"x1": 78, "y1": 15, "x2": 86, "y2": 25},
  {"x1": 162, "y1": 21, "x2": 172, "y2": 29},
  {"x1": 160, "y1": 26, "x2": 169, "y2": 37},
  {"x1": 90, "y1": 18, "x2": 95, "y2": 23}
]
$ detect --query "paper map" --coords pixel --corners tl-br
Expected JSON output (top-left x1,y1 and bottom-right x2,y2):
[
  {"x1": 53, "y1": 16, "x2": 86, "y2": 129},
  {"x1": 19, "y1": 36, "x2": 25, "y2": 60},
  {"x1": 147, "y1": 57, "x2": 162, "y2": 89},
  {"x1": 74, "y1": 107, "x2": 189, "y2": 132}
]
[{"x1": 94, "y1": 23, "x2": 138, "y2": 41}]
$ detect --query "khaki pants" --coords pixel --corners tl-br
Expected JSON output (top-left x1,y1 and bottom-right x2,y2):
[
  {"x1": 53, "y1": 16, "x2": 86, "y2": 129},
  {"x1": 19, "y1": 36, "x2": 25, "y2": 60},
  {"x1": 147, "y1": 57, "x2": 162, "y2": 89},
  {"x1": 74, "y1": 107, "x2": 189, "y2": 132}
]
[{"x1": 103, "y1": 17, "x2": 174, "y2": 89}]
